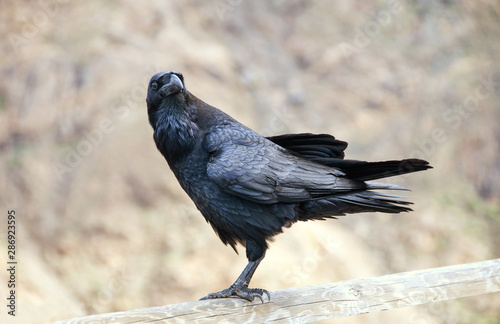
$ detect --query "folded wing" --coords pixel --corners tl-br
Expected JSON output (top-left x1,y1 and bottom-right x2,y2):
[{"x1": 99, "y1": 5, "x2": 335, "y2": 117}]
[{"x1": 204, "y1": 127, "x2": 366, "y2": 204}]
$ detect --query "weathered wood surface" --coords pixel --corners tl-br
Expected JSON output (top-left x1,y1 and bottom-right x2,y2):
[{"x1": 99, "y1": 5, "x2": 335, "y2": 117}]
[{"x1": 53, "y1": 258, "x2": 500, "y2": 324}]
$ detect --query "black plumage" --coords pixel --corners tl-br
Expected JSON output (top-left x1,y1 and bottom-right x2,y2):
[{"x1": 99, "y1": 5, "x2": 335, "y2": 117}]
[{"x1": 146, "y1": 71, "x2": 432, "y2": 302}]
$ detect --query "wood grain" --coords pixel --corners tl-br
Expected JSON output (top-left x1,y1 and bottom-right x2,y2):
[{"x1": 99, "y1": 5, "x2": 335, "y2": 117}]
[{"x1": 53, "y1": 258, "x2": 500, "y2": 323}]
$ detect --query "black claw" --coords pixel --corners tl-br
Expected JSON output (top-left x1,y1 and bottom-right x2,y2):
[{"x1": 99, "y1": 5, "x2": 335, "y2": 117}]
[
  {"x1": 263, "y1": 289, "x2": 271, "y2": 302},
  {"x1": 245, "y1": 288, "x2": 270, "y2": 303}
]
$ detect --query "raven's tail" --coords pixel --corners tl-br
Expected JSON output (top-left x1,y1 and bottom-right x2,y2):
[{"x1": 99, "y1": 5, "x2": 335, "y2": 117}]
[
  {"x1": 300, "y1": 191, "x2": 413, "y2": 221},
  {"x1": 324, "y1": 158, "x2": 432, "y2": 181},
  {"x1": 298, "y1": 159, "x2": 431, "y2": 220}
]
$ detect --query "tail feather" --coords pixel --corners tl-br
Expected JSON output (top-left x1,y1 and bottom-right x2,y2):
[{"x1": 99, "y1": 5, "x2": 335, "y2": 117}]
[
  {"x1": 365, "y1": 181, "x2": 410, "y2": 191},
  {"x1": 335, "y1": 191, "x2": 413, "y2": 213},
  {"x1": 299, "y1": 160, "x2": 430, "y2": 220},
  {"x1": 270, "y1": 133, "x2": 432, "y2": 220},
  {"x1": 268, "y1": 133, "x2": 432, "y2": 181},
  {"x1": 301, "y1": 191, "x2": 414, "y2": 221},
  {"x1": 323, "y1": 158, "x2": 432, "y2": 181}
]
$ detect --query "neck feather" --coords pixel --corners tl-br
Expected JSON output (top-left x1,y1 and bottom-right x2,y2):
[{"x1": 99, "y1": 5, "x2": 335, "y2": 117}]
[{"x1": 151, "y1": 101, "x2": 199, "y2": 163}]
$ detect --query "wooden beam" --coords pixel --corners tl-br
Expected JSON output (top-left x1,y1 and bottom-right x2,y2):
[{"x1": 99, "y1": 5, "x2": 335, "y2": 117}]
[{"x1": 53, "y1": 259, "x2": 500, "y2": 323}]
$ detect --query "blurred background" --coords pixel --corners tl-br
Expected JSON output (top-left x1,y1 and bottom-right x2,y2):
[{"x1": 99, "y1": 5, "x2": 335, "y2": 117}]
[{"x1": 1, "y1": 1, "x2": 500, "y2": 323}]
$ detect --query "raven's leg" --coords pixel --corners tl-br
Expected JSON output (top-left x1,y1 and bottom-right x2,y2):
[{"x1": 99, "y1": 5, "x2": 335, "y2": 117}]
[{"x1": 199, "y1": 254, "x2": 270, "y2": 303}]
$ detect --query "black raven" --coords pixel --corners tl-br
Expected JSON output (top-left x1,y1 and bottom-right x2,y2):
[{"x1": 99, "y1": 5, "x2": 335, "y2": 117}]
[{"x1": 146, "y1": 71, "x2": 431, "y2": 302}]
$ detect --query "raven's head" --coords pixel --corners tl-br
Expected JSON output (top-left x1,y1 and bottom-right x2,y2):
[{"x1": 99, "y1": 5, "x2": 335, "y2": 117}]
[
  {"x1": 146, "y1": 71, "x2": 199, "y2": 160},
  {"x1": 146, "y1": 71, "x2": 191, "y2": 130},
  {"x1": 146, "y1": 71, "x2": 185, "y2": 107}
]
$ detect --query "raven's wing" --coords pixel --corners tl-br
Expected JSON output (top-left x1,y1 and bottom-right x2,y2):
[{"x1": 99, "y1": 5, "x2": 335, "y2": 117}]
[
  {"x1": 267, "y1": 133, "x2": 347, "y2": 160},
  {"x1": 204, "y1": 126, "x2": 365, "y2": 205}
]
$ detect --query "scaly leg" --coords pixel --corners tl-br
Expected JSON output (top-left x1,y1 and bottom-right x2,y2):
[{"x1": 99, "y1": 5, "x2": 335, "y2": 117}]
[{"x1": 200, "y1": 255, "x2": 270, "y2": 303}]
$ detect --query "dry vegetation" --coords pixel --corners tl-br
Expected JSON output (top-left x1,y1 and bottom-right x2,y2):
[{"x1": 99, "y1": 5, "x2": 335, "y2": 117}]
[{"x1": 1, "y1": 1, "x2": 500, "y2": 323}]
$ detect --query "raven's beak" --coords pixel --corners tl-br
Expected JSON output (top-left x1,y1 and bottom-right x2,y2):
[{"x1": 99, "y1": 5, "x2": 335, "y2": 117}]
[{"x1": 160, "y1": 73, "x2": 184, "y2": 97}]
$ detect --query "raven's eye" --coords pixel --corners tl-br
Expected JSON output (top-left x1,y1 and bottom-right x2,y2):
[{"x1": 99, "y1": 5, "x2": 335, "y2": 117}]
[{"x1": 151, "y1": 81, "x2": 158, "y2": 90}]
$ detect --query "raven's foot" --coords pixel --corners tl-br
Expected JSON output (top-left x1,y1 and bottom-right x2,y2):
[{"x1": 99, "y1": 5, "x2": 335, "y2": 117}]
[{"x1": 200, "y1": 285, "x2": 271, "y2": 303}]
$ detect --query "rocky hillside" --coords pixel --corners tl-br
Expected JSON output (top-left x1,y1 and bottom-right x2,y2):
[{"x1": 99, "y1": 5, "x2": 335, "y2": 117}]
[{"x1": 1, "y1": 1, "x2": 499, "y2": 323}]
